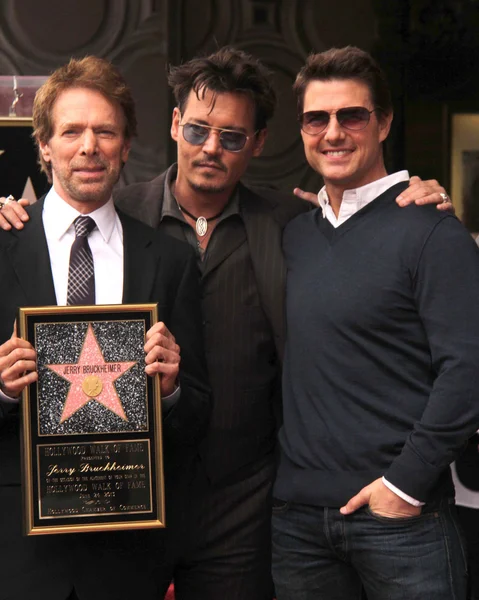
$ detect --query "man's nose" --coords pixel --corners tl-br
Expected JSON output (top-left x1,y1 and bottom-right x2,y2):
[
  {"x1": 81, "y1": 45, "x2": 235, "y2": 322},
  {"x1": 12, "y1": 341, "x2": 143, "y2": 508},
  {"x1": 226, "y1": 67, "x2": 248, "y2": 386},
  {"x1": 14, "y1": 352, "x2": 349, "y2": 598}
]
[
  {"x1": 80, "y1": 130, "x2": 98, "y2": 154},
  {"x1": 324, "y1": 115, "x2": 346, "y2": 143},
  {"x1": 201, "y1": 130, "x2": 222, "y2": 154}
]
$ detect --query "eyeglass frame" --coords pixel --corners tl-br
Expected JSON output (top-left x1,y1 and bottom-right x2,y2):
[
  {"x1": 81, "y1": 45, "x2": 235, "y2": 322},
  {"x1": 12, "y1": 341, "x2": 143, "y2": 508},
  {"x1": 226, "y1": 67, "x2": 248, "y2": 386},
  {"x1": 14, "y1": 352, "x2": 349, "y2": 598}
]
[
  {"x1": 178, "y1": 118, "x2": 259, "y2": 152},
  {"x1": 298, "y1": 106, "x2": 384, "y2": 136}
]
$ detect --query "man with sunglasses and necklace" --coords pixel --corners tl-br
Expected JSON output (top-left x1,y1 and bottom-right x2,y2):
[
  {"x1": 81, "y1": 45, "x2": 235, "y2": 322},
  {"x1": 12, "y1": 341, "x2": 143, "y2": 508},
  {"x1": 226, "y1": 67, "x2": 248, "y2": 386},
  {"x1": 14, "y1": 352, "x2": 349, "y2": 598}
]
[
  {"x1": 115, "y1": 48, "x2": 304, "y2": 600},
  {"x1": 272, "y1": 46, "x2": 479, "y2": 600},
  {"x1": 0, "y1": 47, "x2": 452, "y2": 600}
]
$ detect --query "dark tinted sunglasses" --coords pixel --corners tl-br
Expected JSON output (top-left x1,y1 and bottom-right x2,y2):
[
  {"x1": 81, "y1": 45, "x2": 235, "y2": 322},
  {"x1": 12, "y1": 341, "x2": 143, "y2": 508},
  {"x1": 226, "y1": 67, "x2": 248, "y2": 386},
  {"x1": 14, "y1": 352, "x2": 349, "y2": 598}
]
[
  {"x1": 180, "y1": 122, "x2": 254, "y2": 152},
  {"x1": 299, "y1": 107, "x2": 379, "y2": 135}
]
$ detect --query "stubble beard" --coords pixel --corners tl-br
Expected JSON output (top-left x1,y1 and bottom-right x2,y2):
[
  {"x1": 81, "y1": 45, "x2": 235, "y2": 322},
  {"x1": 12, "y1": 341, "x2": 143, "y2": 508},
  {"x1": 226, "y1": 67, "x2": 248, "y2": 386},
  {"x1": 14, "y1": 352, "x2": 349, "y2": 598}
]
[
  {"x1": 188, "y1": 179, "x2": 229, "y2": 195},
  {"x1": 56, "y1": 166, "x2": 120, "y2": 205}
]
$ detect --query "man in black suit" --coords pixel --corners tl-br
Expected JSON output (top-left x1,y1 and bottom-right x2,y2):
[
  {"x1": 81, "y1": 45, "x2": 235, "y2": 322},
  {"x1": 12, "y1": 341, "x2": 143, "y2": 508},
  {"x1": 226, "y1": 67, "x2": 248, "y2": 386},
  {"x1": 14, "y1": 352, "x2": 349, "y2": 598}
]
[
  {"x1": 0, "y1": 56, "x2": 210, "y2": 600},
  {"x1": 0, "y1": 48, "x2": 450, "y2": 600}
]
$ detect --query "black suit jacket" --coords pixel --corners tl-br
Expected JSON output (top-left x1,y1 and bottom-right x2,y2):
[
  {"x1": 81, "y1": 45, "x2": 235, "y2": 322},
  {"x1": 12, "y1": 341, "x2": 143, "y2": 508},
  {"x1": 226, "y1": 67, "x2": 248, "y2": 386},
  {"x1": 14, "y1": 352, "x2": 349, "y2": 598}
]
[
  {"x1": 0, "y1": 198, "x2": 210, "y2": 600},
  {"x1": 114, "y1": 170, "x2": 308, "y2": 481}
]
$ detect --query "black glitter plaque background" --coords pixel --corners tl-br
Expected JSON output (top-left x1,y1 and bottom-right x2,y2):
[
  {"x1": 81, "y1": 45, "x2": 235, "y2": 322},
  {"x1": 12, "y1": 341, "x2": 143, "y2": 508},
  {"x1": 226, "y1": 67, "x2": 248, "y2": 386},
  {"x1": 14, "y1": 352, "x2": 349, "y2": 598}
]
[{"x1": 35, "y1": 320, "x2": 147, "y2": 436}]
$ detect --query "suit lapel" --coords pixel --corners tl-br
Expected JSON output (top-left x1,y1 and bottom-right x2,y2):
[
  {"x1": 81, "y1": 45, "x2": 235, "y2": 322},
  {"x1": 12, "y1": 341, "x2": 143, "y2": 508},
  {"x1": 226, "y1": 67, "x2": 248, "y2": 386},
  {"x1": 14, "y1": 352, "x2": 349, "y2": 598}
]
[
  {"x1": 134, "y1": 173, "x2": 166, "y2": 228},
  {"x1": 7, "y1": 199, "x2": 57, "y2": 306},
  {"x1": 240, "y1": 185, "x2": 287, "y2": 362},
  {"x1": 120, "y1": 211, "x2": 158, "y2": 303},
  {"x1": 202, "y1": 219, "x2": 246, "y2": 278}
]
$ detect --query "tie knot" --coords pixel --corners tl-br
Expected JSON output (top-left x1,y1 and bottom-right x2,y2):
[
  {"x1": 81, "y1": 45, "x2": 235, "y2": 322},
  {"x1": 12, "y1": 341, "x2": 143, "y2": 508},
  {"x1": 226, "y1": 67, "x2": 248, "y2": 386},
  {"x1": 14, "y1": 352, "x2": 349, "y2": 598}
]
[{"x1": 73, "y1": 216, "x2": 96, "y2": 238}]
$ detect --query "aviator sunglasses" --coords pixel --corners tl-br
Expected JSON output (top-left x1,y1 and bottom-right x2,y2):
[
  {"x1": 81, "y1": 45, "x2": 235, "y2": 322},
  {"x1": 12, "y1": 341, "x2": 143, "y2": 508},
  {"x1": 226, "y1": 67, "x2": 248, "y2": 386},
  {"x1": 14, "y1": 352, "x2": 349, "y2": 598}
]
[
  {"x1": 179, "y1": 121, "x2": 256, "y2": 152},
  {"x1": 299, "y1": 106, "x2": 380, "y2": 135}
]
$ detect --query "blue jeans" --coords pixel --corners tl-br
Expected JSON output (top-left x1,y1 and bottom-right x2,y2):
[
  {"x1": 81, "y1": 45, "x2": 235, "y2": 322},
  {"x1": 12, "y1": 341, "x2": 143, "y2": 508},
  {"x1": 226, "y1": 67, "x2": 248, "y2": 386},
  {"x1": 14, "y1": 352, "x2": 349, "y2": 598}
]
[{"x1": 272, "y1": 498, "x2": 467, "y2": 600}]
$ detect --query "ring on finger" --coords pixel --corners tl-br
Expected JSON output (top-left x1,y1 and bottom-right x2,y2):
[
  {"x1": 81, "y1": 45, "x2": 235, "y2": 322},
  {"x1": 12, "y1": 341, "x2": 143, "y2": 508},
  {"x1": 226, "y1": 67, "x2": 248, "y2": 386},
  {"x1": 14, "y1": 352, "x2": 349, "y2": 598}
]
[
  {"x1": 439, "y1": 192, "x2": 449, "y2": 203},
  {"x1": 0, "y1": 195, "x2": 15, "y2": 210}
]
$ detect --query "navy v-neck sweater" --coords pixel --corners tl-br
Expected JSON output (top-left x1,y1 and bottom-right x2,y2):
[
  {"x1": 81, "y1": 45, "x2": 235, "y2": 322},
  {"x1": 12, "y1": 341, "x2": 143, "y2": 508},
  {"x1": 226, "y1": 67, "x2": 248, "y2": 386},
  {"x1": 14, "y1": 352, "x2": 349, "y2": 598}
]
[{"x1": 275, "y1": 182, "x2": 479, "y2": 507}]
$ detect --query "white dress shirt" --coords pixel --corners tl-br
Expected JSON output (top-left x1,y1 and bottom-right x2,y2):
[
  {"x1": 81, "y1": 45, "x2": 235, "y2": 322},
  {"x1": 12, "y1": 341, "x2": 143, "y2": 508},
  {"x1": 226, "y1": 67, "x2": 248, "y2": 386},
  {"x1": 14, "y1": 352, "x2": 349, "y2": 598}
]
[
  {"x1": 316, "y1": 170, "x2": 410, "y2": 227},
  {"x1": 43, "y1": 186, "x2": 124, "y2": 305},
  {"x1": 316, "y1": 171, "x2": 424, "y2": 508}
]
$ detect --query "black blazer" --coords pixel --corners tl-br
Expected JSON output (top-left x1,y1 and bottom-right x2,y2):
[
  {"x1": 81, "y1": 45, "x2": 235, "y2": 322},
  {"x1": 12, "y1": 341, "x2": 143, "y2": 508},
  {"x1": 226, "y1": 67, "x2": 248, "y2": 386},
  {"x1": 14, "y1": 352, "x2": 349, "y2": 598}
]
[{"x1": 0, "y1": 198, "x2": 210, "y2": 600}]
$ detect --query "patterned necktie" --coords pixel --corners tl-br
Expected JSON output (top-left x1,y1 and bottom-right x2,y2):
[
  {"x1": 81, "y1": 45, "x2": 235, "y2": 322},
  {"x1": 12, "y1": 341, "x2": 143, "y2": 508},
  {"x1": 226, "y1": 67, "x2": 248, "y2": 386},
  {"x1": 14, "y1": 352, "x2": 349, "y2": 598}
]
[{"x1": 66, "y1": 216, "x2": 96, "y2": 305}]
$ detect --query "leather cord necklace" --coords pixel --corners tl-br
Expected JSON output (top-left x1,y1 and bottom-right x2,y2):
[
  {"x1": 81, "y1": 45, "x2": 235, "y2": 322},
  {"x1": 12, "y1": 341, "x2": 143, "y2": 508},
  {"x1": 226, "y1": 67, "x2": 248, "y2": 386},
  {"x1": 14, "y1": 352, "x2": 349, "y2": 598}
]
[{"x1": 178, "y1": 203, "x2": 225, "y2": 237}]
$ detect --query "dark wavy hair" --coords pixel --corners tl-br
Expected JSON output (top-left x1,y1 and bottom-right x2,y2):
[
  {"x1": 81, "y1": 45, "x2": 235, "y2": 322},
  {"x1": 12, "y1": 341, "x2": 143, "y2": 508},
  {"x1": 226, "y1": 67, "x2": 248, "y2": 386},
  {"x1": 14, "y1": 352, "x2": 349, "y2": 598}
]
[
  {"x1": 293, "y1": 46, "x2": 392, "y2": 121},
  {"x1": 168, "y1": 46, "x2": 276, "y2": 131}
]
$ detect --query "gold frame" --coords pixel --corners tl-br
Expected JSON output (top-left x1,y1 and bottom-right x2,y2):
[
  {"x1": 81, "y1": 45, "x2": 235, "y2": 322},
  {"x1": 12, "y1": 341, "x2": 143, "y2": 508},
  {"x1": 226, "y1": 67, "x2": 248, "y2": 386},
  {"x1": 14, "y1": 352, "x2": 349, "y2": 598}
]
[
  {"x1": 18, "y1": 304, "x2": 165, "y2": 536},
  {"x1": 0, "y1": 117, "x2": 33, "y2": 127}
]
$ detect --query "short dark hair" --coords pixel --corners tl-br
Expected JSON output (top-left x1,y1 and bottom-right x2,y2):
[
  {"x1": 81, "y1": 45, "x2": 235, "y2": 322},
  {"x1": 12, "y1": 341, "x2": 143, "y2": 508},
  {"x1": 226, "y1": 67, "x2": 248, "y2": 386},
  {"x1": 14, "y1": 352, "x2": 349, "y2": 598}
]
[
  {"x1": 168, "y1": 46, "x2": 276, "y2": 131},
  {"x1": 33, "y1": 56, "x2": 136, "y2": 180},
  {"x1": 293, "y1": 46, "x2": 392, "y2": 119}
]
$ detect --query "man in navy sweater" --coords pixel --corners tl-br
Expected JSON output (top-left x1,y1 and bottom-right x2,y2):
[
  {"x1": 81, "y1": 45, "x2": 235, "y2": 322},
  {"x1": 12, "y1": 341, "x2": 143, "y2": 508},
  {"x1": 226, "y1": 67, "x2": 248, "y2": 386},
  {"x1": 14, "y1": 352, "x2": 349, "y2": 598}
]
[{"x1": 272, "y1": 46, "x2": 479, "y2": 600}]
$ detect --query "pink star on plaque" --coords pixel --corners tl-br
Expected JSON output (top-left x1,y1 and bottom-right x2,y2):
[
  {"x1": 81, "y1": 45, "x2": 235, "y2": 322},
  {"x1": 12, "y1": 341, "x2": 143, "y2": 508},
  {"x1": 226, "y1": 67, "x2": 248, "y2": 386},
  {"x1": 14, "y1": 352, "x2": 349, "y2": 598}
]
[{"x1": 47, "y1": 324, "x2": 137, "y2": 424}]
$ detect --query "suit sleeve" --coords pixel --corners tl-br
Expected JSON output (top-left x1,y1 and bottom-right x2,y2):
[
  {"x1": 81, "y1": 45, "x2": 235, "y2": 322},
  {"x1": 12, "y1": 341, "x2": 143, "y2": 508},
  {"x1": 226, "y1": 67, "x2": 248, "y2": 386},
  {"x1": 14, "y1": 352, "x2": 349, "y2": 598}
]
[
  {"x1": 0, "y1": 235, "x2": 19, "y2": 424},
  {"x1": 161, "y1": 248, "x2": 211, "y2": 455},
  {"x1": 385, "y1": 216, "x2": 479, "y2": 500}
]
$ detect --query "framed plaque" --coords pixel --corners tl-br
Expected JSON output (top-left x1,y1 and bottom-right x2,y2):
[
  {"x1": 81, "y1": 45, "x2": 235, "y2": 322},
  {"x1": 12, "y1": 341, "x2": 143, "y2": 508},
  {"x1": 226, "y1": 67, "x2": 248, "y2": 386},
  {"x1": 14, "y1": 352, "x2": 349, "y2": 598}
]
[{"x1": 17, "y1": 304, "x2": 165, "y2": 535}]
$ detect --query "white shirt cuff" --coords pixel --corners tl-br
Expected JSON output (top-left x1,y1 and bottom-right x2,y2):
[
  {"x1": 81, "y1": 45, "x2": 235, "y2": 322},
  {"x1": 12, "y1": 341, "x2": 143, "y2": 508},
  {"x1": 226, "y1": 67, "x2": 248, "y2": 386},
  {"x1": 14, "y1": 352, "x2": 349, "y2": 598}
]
[
  {"x1": 0, "y1": 389, "x2": 20, "y2": 403},
  {"x1": 382, "y1": 476, "x2": 425, "y2": 507},
  {"x1": 161, "y1": 385, "x2": 180, "y2": 412}
]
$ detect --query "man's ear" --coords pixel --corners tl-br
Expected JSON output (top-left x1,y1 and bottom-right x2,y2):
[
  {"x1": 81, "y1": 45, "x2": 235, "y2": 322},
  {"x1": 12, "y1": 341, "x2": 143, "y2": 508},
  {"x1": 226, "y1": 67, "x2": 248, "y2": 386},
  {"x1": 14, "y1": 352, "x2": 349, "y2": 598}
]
[
  {"x1": 252, "y1": 128, "x2": 267, "y2": 158},
  {"x1": 39, "y1": 140, "x2": 51, "y2": 164},
  {"x1": 171, "y1": 107, "x2": 180, "y2": 143},
  {"x1": 378, "y1": 111, "x2": 393, "y2": 143},
  {"x1": 121, "y1": 138, "x2": 131, "y2": 163}
]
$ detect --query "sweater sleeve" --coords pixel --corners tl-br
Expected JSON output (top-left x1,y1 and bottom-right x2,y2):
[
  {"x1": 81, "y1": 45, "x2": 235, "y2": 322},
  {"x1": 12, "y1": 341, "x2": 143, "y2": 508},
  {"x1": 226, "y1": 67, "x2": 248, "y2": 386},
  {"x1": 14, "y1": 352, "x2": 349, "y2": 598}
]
[{"x1": 385, "y1": 215, "x2": 479, "y2": 500}]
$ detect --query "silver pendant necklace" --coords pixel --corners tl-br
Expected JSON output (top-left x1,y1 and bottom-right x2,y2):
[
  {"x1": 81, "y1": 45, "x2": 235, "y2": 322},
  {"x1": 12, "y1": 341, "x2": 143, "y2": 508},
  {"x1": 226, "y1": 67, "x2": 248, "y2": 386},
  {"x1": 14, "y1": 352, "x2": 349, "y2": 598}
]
[{"x1": 178, "y1": 204, "x2": 225, "y2": 237}]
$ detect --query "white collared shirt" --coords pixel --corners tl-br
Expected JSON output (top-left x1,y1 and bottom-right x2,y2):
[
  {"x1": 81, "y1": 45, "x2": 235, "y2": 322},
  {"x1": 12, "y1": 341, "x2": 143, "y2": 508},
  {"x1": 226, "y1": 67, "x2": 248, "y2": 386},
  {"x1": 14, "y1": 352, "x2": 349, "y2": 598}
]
[
  {"x1": 43, "y1": 186, "x2": 124, "y2": 305},
  {"x1": 317, "y1": 171, "x2": 410, "y2": 227}
]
